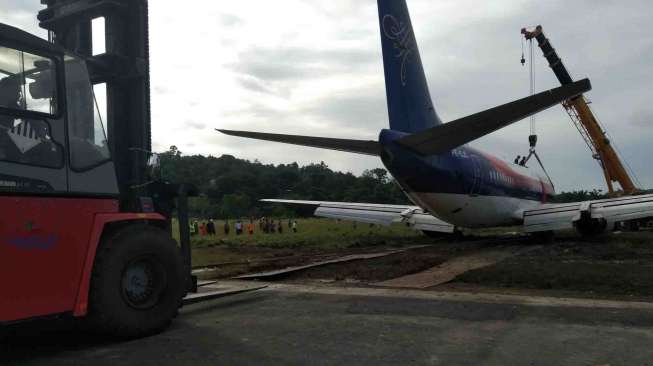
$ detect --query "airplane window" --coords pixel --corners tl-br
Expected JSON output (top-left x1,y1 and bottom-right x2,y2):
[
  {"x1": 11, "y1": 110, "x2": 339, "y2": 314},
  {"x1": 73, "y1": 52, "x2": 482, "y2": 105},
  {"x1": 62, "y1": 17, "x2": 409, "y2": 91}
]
[{"x1": 0, "y1": 45, "x2": 57, "y2": 115}]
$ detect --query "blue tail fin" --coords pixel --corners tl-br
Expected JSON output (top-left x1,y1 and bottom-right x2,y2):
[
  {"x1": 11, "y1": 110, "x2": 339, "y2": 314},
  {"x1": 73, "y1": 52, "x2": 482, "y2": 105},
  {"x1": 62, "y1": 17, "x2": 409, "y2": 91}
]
[{"x1": 378, "y1": 0, "x2": 441, "y2": 133}]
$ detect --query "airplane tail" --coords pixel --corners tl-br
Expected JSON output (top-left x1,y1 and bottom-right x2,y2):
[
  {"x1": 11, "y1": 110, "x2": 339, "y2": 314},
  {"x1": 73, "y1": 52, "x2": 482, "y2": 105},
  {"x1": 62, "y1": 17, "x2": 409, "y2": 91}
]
[
  {"x1": 217, "y1": 1, "x2": 592, "y2": 157},
  {"x1": 377, "y1": 0, "x2": 441, "y2": 133}
]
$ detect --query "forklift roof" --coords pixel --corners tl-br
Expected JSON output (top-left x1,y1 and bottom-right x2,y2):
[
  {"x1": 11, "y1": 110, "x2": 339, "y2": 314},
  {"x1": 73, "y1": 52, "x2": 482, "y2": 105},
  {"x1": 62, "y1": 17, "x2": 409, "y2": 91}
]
[{"x1": 0, "y1": 22, "x2": 65, "y2": 56}]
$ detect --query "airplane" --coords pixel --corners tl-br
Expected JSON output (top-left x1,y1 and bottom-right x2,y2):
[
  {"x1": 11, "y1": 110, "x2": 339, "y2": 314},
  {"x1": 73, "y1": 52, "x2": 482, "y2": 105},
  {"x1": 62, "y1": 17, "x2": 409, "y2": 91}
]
[{"x1": 218, "y1": 0, "x2": 653, "y2": 237}]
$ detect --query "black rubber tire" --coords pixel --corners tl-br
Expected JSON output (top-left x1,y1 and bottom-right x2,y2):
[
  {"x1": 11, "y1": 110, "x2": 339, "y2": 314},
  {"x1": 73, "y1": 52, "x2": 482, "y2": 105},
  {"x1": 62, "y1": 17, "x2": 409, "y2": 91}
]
[
  {"x1": 529, "y1": 230, "x2": 555, "y2": 243},
  {"x1": 86, "y1": 225, "x2": 184, "y2": 339},
  {"x1": 422, "y1": 230, "x2": 444, "y2": 238},
  {"x1": 422, "y1": 229, "x2": 464, "y2": 240},
  {"x1": 575, "y1": 218, "x2": 607, "y2": 238},
  {"x1": 627, "y1": 220, "x2": 640, "y2": 232}
]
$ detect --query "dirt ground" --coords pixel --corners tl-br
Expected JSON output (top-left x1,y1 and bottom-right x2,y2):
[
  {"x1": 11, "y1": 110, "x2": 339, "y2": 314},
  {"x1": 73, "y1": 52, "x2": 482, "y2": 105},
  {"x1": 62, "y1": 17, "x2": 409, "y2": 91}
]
[
  {"x1": 277, "y1": 238, "x2": 511, "y2": 282},
  {"x1": 192, "y1": 243, "x2": 434, "y2": 279},
  {"x1": 454, "y1": 231, "x2": 653, "y2": 301},
  {"x1": 201, "y1": 230, "x2": 653, "y2": 302}
]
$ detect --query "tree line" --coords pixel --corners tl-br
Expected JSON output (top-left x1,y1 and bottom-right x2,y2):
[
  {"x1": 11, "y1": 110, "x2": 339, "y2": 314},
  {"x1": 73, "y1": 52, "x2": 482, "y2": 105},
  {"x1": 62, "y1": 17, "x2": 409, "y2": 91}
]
[
  {"x1": 159, "y1": 146, "x2": 408, "y2": 219},
  {"x1": 159, "y1": 146, "x2": 637, "y2": 218}
]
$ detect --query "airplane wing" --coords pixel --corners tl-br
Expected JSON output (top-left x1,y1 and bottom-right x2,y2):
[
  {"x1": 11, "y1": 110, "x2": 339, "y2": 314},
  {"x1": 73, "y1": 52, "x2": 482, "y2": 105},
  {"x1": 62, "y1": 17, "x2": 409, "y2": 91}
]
[
  {"x1": 261, "y1": 199, "x2": 455, "y2": 233},
  {"x1": 522, "y1": 193, "x2": 653, "y2": 232}
]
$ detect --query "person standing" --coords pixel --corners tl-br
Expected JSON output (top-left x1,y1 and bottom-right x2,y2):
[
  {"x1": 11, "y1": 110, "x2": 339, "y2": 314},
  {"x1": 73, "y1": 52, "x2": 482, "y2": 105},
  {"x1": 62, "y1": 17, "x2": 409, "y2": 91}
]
[
  {"x1": 199, "y1": 222, "x2": 207, "y2": 237},
  {"x1": 223, "y1": 220, "x2": 230, "y2": 235},
  {"x1": 277, "y1": 220, "x2": 283, "y2": 234},
  {"x1": 292, "y1": 220, "x2": 298, "y2": 233},
  {"x1": 247, "y1": 220, "x2": 254, "y2": 235},
  {"x1": 207, "y1": 219, "x2": 216, "y2": 235},
  {"x1": 235, "y1": 220, "x2": 243, "y2": 235}
]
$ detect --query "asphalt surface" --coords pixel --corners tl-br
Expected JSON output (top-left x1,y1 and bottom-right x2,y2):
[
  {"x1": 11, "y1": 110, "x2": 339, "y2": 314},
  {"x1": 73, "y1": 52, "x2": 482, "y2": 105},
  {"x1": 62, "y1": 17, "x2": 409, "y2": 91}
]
[{"x1": 3, "y1": 283, "x2": 653, "y2": 366}]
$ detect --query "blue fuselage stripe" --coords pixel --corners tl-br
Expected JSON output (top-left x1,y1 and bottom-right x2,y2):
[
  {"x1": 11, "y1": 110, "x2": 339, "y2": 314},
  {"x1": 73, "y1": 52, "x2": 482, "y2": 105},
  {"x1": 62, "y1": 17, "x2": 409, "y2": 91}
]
[{"x1": 378, "y1": 129, "x2": 553, "y2": 202}]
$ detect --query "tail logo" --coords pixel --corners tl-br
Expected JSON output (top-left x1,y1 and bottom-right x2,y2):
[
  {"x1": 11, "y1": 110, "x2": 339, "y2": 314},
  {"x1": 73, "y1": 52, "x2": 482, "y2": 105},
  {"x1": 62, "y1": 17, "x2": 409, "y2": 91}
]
[{"x1": 382, "y1": 14, "x2": 413, "y2": 87}]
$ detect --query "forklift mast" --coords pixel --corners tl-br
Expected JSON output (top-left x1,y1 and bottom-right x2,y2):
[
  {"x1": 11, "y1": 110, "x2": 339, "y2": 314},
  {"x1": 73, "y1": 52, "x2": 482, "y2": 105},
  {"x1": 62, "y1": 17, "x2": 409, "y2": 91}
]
[{"x1": 38, "y1": 0, "x2": 151, "y2": 210}]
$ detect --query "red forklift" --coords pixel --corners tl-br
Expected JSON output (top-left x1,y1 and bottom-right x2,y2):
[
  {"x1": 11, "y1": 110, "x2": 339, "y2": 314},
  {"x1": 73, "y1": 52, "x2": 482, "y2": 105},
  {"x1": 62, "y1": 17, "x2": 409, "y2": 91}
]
[{"x1": 0, "y1": 0, "x2": 234, "y2": 338}]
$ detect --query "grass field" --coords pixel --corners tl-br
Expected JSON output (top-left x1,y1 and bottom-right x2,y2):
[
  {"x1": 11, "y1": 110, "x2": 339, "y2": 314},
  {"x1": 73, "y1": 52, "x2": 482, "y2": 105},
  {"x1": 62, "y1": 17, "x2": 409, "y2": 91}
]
[
  {"x1": 175, "y1": 217, "x2": 429, "y2": 249},
  {"x1": 173, "y1": 218, "x2": 435, "y2": 271}
]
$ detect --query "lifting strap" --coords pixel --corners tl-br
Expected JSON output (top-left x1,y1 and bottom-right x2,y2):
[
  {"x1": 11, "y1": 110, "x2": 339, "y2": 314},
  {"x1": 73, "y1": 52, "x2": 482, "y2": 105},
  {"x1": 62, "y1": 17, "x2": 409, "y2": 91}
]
[{"x1": 524, "y1": 149, "x2": 555, "y2": 191}]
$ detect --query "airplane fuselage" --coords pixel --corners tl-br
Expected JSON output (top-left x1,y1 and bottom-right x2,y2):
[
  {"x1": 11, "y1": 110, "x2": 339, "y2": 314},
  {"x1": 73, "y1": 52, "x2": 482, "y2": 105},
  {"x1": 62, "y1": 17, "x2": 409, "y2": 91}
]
[{"x1": 379, "y1": 129, "x2": 554, "y2": 228}]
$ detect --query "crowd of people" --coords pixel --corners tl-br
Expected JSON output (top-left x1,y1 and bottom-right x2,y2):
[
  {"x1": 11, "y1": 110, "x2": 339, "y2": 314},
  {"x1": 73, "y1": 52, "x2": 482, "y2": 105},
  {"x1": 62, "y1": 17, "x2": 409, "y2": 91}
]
[{"x1": 190, "y1": 217, "x2": 298, "y2": 237}]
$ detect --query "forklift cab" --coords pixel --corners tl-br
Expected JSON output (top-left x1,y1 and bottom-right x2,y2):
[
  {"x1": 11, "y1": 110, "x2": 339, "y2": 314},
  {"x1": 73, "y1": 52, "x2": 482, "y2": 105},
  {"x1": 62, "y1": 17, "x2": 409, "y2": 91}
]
[
  {"x1": 0, "y1": 22, "x2": 118, "y2": 196},
  {"x1": 0, "y1": 23, "x2": 131, "y2": 324}
]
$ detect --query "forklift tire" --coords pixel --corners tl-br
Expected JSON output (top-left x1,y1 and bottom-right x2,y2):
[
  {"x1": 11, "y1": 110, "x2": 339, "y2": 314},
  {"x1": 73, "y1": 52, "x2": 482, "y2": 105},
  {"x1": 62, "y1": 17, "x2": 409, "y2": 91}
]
[
  {"x1": 87, "y1": 225, "x2": 184, "y2": 338},
  {"x1": 575, "y1": 217, "x2": 607, "y2": 238},
  {"x1": 421, "y1": 230, "x2": 443, "y2": 238},
  {"x1": 423, "y1": 229, "x2": 464, "y2": 240}
]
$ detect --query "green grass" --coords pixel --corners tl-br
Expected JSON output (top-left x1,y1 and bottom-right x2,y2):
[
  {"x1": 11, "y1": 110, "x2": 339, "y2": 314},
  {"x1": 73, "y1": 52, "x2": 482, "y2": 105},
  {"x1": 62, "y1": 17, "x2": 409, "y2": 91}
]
[
  {"x1": 172, "y1": 218, "x2": 435, "y2": 276},
  {"x1": 173, "y1": 218, "x2": 431, "y2": 250}
]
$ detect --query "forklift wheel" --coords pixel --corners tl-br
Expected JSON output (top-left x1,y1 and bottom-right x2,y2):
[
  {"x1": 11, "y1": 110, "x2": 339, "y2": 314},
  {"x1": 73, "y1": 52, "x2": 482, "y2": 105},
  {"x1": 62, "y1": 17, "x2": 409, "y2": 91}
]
[{"x1": 87, "y1": 225, "x2": 184, "y2": 338}]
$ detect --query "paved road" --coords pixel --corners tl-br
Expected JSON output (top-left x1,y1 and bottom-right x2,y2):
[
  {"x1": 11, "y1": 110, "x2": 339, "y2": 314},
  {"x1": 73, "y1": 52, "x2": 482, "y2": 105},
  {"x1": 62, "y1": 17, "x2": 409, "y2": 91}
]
[{"x1": 3, "y1": 283, "x2": 653, "y2": 366}]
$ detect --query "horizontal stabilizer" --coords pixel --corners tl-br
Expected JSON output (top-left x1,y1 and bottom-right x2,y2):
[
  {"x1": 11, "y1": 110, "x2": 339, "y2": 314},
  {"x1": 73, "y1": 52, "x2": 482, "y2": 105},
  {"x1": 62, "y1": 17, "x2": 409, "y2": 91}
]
[
  {"x1": 216, "y1": 129, "x2": 381, "y2": 156},
  {"x1": 396, "y1": 79, "x2": 591, "y2": 155}
]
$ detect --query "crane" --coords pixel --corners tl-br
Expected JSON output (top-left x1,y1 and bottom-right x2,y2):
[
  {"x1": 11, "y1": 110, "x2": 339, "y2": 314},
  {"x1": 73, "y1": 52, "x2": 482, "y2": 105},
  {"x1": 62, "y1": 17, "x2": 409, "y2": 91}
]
[{"x1": 521, "y1": 25, "x2": 638, "y2": 195}]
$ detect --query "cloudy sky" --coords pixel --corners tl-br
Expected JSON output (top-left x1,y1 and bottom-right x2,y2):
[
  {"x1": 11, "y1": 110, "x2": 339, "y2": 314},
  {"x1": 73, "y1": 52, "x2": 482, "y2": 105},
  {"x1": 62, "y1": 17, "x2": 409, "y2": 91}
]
[{"x1": 1, "y1": 0, "x2": 652, "y2": 192}]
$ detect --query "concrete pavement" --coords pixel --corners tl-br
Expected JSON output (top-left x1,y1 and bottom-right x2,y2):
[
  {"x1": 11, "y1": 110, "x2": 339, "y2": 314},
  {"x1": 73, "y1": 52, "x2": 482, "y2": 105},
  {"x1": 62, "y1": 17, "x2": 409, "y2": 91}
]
[{"x1": 3, "y1": 282, "x2": 653, "y2": 365}]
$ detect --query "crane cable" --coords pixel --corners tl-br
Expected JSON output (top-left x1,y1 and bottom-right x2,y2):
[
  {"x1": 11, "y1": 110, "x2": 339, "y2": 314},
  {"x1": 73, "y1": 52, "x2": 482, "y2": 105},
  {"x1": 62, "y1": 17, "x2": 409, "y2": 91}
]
[
  {"x1": 520, "y1": 36, "x2": 538, "y2": 152},
  {"x1": 529, "y1": 38, "x2": 535, "y2": 137},
  {"x1": 521, "y1": 33, "x2": 555, "y2": 190}
]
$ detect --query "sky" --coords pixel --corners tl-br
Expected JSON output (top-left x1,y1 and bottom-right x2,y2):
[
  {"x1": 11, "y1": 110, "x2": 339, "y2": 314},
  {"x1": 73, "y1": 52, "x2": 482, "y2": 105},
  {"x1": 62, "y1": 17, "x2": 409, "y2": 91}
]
[{"x1": 1, "y1": 0, "x2": 651, "y2": 192}]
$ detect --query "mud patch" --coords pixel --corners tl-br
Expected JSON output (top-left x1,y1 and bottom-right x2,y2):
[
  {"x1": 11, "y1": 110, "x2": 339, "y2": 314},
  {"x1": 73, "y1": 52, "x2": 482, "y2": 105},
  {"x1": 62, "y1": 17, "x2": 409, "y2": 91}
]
[
  {"x1": 373, "y1": 245, "x2": 538, "y2": 288},
  {"x1": 454, "y1": 232, "x2": 653, "y2": 300},
  {"x1": 280, "y1": 239, "x2": 513, "y2": 283}
]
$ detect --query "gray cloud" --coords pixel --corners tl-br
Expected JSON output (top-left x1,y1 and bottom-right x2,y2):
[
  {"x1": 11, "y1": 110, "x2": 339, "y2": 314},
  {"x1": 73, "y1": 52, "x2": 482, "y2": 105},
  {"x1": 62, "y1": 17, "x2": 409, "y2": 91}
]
[
  {"x1": 236, "y1": 75, "x2": 277, "y2": 95},
  {"x1": 153, "y1": 85, "x2": 169, "y2": 95},
  {"x1": 185, "y1": 120, "x2": 206, "y2": 130},
  {"x1": 227, "y1": 47, "x2": 379, "y2": 83},
  {"x1": 219, "y1": 13, "x2": 243, "y2": 27},
  {"x1": 299, "y1": 88, "x2": 387, "y2": 132},
  {"x1": 630, "y1": 109, "x2": 653, "y2": 127}
]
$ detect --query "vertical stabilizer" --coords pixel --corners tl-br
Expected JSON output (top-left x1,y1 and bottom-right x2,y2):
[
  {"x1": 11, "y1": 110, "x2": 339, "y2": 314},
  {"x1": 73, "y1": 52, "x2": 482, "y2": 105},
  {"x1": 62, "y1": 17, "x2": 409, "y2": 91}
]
[{"x1": 378, "y1": 0, "x2": 441, "y2": 133}]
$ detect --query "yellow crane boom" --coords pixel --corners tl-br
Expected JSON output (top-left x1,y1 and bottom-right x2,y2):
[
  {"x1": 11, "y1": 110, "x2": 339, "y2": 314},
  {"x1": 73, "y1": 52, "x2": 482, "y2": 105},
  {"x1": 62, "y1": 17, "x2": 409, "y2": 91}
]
[{"x1": 522, "y1": 25, "x2": 637, "y2": 195}]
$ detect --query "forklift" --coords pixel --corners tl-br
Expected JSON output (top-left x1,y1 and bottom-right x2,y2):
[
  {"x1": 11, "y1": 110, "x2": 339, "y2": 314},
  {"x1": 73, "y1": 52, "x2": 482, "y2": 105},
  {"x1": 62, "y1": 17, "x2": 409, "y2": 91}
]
[{"x1": 0, "y1": 0, "x2": 241, "y2": 338}]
